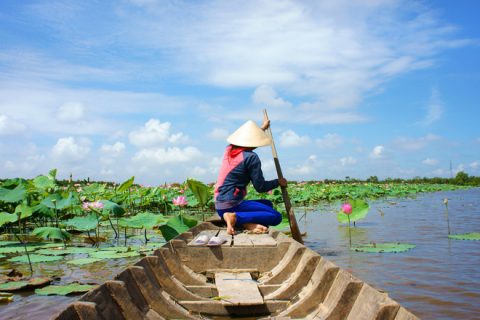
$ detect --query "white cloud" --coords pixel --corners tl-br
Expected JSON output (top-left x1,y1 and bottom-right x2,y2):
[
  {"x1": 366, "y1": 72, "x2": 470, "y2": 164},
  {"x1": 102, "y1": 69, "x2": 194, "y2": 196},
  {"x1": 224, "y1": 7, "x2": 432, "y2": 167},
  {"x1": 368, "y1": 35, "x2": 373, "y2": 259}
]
[
  {"x1": 129, "y1": 119, "x2": 187, "y2": 147},
  {"x1": 370, "y1": 145, "x2": 385, "y2": 159},
  {"x1": 132, "y1": 146, "x2": 201, "y2": 165},
  {"x1": 0, "y1": 114, "x2": 26, "y2": 135},
  {"x1": 51, "y1": 137, "x2": 91, "y2": 162},
  {"x1": 419, "y1": 88, "x2": 443, "y2": 126},
  {"x1": 208, "y1": 128, "x2": 229, "y2": 141},
  {"x1": 57, "y1": 102, "x2": 85, "y2": 122},
  {"x1": 112, "y1": 0, "x2": 470, "y2": 111},
  {"x1": 100, "y1": 142, "x2": 126, "y2": 156},
  {"x1": 252, "y1": 85, "x2": 292, "y2": 108},
  {"x1": 316, "y1": 133, "x2": 343, "y2": 149},
  {"x1": 470, "y1": 161, "x2": 479, "y2": 170},
  {"x1": 288, "y1": 154, "x2": 322, "y2": 177},
  {"x1": 422, "y1": 158, "x2": 438, "y2": 166},
  {"x1": 394, "y1": 134, "x2": 439, "y2": 151},
  {"x1": 340, "y1": 156, "x2": 357, "y2": 166},
  {"x1": 279, "y1": 129, "x2": 310, "y2": 147}
]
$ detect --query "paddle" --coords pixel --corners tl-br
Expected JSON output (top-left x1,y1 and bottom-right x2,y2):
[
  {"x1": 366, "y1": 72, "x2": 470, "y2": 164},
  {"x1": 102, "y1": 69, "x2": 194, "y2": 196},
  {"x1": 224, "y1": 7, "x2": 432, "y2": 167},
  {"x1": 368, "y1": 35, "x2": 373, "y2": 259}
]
[{"x1": 263, "y1": 109, "x2": 303, "y2": 244}]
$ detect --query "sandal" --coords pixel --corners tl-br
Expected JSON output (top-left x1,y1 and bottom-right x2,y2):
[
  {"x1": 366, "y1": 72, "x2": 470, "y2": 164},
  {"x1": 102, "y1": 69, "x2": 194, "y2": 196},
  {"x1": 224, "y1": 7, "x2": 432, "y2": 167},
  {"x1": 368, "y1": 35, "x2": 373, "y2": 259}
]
[
  {"x1": 207, "y1": 236, "x2": 227, "y2": 246},
  {"x1": 192, "y1": 234, "x2": 210, "y2": 246}
]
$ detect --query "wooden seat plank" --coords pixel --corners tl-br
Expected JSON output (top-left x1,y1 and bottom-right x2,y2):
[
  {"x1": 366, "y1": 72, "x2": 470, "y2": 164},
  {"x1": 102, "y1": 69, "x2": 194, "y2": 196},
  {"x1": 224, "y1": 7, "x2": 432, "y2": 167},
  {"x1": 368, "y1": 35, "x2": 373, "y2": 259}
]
[
  {"x1": 232, "y1": 233, "x2": 254, "y2": 246},
  {"x1": 215, "y1": 272, "x2": 264, "y2": 306},
  {"x1": 249, "y1": 234, "x2": 277, "y2": 247}
]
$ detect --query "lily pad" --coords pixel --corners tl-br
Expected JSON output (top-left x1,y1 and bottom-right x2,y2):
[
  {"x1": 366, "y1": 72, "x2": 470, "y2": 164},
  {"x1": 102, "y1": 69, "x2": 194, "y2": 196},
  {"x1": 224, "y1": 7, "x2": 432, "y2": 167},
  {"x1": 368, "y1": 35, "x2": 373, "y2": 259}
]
[
  {"x1": 0, "y1": 241, "x2": 19, "y2": 247},
  {"x1": 0, "y1": 277, "x2": 51, "y2": 292},
  {"x1": 99, "y1": 246, "x2": 135, "y2": 253},
  {"x1": 89, "y1": 250, "x2": 140, "y2": 259},
  {"x1": 35, "y1": 249, "x2": 70, "y2": 256},
  {"x1": 8, "y1": 254, "x2": 64, "y2": 263},
  {"x1": 35, "y1": 283, "x2": 97, "y2": 296},
  {"x1": 448, "y1": 232, "x2": 480, "y2": 241},
  {"x1": 351, "y1": 242, "x2": 416, "y2": 253},
  {"x1": 67, "y1": 258, "x2": 103, "y2": 265}
]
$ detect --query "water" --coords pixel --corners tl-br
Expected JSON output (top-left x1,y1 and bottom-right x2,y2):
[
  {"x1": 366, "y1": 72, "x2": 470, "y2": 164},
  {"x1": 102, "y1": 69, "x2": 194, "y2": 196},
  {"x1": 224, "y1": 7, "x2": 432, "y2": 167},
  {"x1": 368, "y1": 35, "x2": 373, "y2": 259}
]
[
  {"x1": 1, "y1": 189, "x2": 479, "y2": 319},
  {"x1": 303, "y1": 188, "x2": 480, "y2": 320}
]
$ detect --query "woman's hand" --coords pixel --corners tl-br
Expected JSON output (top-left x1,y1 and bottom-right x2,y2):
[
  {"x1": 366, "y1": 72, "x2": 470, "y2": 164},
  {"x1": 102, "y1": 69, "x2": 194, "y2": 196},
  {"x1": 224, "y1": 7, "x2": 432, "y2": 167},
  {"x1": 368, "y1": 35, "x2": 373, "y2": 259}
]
[
  {"x1": 278, "y1": 178, "x2": 288, "y2": 187},
  {"x1": 261, "y1": 119, "x2": 270, "y2": 131}
]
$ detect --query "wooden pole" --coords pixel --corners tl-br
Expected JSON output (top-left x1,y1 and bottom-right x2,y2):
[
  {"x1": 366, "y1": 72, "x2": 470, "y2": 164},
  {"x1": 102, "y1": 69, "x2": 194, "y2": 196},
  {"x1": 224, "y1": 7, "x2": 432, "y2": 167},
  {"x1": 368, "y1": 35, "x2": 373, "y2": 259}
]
[{"x1": 263, "y1": 109, "x2": 303, "y2": 244}]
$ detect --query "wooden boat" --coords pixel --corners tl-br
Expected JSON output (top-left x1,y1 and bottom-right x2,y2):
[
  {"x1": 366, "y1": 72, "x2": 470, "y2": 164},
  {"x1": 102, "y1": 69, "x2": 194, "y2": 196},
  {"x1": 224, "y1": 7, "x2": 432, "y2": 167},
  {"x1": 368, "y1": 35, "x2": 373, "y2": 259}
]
[{"x1": 54, "y1": 220, "x2": 419, "y2": 319}]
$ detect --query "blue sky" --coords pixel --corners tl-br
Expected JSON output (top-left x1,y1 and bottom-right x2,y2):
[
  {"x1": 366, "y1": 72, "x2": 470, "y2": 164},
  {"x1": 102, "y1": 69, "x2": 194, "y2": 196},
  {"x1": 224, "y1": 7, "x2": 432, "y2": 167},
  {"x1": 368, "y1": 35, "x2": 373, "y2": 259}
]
[{"x1": 0, "y1": 0, "x2": 479, "y2": 184}]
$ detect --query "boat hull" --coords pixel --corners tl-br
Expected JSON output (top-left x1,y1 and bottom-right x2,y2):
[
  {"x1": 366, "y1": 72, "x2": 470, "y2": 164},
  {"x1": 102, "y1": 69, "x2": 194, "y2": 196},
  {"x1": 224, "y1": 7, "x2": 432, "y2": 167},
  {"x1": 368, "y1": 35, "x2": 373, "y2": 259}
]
[{"x1": 54, "y1": 220, "x2": 419, "y2": 319}]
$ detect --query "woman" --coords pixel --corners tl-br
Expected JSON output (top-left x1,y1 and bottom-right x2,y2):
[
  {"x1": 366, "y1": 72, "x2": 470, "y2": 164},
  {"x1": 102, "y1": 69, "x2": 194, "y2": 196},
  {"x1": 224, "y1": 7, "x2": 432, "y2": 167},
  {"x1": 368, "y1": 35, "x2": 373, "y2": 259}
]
[{"x1": 214, "y1": 119, "x2": 287, "y2": 235}]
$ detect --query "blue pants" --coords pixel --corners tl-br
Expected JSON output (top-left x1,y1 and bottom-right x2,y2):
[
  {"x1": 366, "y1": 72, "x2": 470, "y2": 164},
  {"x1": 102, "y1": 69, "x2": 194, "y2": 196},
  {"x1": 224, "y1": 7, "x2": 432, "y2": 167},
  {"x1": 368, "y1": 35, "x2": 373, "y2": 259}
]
[{"x1": 217, "y1": 200, "x2": 282, "y2": 227}]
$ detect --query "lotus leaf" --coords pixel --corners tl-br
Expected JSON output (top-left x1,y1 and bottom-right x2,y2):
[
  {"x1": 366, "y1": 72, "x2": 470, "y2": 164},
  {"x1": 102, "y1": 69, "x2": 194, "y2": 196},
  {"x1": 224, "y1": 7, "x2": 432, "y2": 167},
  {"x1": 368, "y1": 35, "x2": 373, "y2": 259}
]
[
  {"x1": 0, "y1": 254, "x2": 5, "y2": 258},
  {"x1": 82, "y1": 183, "x2": 105, "y2": 195},
  {"x1": 448, "y1": 232, "x2": 480, "y2": 241},
  {"x1": 14, "y1": 203, "x2": 33, "y2": 220},
  {"x1": 338, "y1": 199, "x2": 369, "y2": 224},
  {"x1": 35, "y1": 283, "x2": 97, "y2": 296},
  {"x1": 119, "y1": 212, "x2": 165, "y2": 229},
  {"x1": 0, "y1": 277, "x2": 51, "y2": 292},
  {"x1": 0, "y1": 185, "x2": 26, "y2": 203},
  {"x1": 8, "y1": 254, "x2": 64, "y2": 263},
  {"x1": 35, "y1": 249, "x2": 70, "y2": 256},
  {"x1": 159, "y1": 215, "x2": 197, "y2": 242},
  {"x1": 0, "y1": 212, "x2": 18, "y2": 227},
  {"x1": 33, "y1": 175, "x2": 55, "y2": 191},
  {"x1": 31, "y1": 227, "x2": 71, "y2": 241},
  {"x1": 351, "y1": 242, "x2": 416, "y2": 253},
  {"x1": 100, "y1": 200, "x2": 125, "y2": 217},
  {"x1": 67, "y1": 258, "x2": 103, "y2": 265},
  {"x1": 117, "y1": 176, "x2": 134, "y2": 193},
  {"x1": 89, "y1": 251, "x2": 139, "y2": 259},
  {"x1": 99, "y1": 246, "x2": 135, "y2": 252},
  {"x1": 187, "y1": 178, "x2": 210, "y2": 207},
  {"x1": 40, "y1": 194, "x2": 63, "y2": 209},
  {"x1": 63, "y1": 214, "x2": 98, "y2": 231}
]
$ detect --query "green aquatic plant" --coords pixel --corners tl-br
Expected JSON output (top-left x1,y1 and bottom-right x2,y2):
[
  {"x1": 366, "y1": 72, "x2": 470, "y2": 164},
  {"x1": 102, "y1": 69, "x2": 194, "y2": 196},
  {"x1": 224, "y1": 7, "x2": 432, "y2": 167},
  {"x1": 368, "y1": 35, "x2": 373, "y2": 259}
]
[
  {"x1": 35, "y1": 283, "x2": 97, "y2": 296},
  {"x1": 351, "y1": 242, "x2": 416, "y2": 253},
  {"x1": 448, "y1": 232, "x2": 480, "y2": 241}
]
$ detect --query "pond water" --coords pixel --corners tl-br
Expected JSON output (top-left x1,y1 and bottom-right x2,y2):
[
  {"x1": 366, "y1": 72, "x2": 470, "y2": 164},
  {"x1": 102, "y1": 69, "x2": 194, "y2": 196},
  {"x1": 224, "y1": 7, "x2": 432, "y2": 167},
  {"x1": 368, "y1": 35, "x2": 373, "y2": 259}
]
[
  {"x1": 1, "y1": 189, "x2": 479, "y2": 319},
  {"x1": 303, "y1": 188, "x2": 480, "y2": 320}
]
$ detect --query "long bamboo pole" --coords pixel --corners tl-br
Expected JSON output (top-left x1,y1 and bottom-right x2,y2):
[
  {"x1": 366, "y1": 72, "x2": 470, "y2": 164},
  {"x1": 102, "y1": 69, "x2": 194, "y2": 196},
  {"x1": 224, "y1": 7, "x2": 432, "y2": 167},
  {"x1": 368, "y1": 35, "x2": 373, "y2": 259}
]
[{"x1": 263, "y1": 109, "x2": 303, "y2": 244}]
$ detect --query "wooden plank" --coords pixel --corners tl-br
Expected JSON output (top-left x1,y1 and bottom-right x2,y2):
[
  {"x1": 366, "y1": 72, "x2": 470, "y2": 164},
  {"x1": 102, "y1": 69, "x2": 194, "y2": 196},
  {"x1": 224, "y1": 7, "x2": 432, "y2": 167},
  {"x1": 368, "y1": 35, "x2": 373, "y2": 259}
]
[
  {"x1": 249, "y1": 234, "x2": 277, "y2": 247},
  {"x1": 215, "y1": 272, "x2": 263, "y2": 306},
  {"x1": 232, "y1": 233, "x2": 254, "y2": 246}
]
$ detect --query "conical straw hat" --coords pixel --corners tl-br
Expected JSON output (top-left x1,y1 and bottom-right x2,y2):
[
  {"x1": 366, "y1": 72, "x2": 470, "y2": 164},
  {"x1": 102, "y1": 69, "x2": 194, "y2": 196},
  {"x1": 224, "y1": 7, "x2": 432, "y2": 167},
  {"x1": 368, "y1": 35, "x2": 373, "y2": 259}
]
[{"x1": 227, "y1": 120, "x2": 272, "y2": 147}]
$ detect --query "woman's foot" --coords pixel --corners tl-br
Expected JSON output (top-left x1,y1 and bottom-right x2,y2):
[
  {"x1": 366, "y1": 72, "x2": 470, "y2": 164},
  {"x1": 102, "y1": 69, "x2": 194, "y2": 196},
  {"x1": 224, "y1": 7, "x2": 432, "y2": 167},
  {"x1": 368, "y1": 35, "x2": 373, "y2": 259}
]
[
  {"x1": 224, "y1": 212, "x2": 236, "y2": 235},
  {"x1": 243, "y1": 223, "x2": 269, "y2": 234}
]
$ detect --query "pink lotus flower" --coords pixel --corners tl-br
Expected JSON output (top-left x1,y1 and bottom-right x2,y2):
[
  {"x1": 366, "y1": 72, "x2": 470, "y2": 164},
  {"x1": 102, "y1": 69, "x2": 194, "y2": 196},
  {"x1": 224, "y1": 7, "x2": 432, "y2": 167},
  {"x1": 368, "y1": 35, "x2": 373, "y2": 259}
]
[
  {"x1": 267, "y1": 190, "x2": 273, "y2": 195},
  {"x1": 82, "y1": 201, "x2": 105, "y2": 211},
  {"x1": 172, "y1": 196, "x2": 188, "y2": 207},
  {"x1": 341, "y1": 203, "x2": 352, "y2": 215}
]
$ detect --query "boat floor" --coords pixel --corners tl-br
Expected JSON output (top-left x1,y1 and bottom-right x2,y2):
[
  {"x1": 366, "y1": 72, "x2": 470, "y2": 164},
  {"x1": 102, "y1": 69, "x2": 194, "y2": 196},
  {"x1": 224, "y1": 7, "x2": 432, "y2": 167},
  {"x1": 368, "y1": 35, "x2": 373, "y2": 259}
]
[{"x1": 54, "y1": 220, "x2": 419, "y2": 320}]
